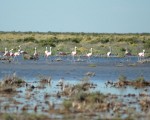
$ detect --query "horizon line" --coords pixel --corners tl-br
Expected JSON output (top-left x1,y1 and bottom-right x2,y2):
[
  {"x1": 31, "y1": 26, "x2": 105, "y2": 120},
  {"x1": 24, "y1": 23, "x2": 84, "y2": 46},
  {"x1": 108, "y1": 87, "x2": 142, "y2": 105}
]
[{"x1": 0, "y1": 31, "x2": 150, "y2": 34}]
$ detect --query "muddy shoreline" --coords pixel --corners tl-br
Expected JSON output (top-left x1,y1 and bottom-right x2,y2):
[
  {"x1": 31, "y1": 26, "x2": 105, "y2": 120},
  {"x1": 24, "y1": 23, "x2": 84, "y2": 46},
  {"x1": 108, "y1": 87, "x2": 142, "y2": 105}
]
[{"x1": 0, "y1": 57, "x2": 150, "y2": 119}]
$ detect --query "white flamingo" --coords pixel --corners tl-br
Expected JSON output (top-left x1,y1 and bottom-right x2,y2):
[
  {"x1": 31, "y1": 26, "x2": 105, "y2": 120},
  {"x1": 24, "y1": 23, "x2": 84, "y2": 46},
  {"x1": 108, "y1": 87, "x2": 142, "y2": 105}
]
[
  {"x1": 45, "y1": 47, "x2": 52, "y2": 62},
  {"x1": 107, "y1": 47, "x2": 112, "y2": 57},
  {"x1": 9, "y1": 49, "x2": 14, "y2": 57},
  {"x1": 45, "y1": 47, "x2": 48, "y2": 57},
  {"x1": 71, "y1": 46, "x2": 77, "y2": 61},
  {"x1": 124, "y1": 48, "x2": 131, "y2": 61},
  {"x1": 138, "y1": 49, "x2": 145, "y2": 61},
  {"x1": 33, "y1": 47, "x2": 38, "y2": 60},
  {"x1": 3, "y1": 48, "x2": 9, "y2": 57},
  {"x1": 13, "y1": 47, "x2": 21, "y2": 62},
  {"x1": 18, "y1": 45, "x2": 25, "y2": 54},
  {"x1": 86, "y1": 48, "x2": 93, "y2": 62},
  {"x1": 125, "y1": 48, "x2": 129, "y2": 55}
]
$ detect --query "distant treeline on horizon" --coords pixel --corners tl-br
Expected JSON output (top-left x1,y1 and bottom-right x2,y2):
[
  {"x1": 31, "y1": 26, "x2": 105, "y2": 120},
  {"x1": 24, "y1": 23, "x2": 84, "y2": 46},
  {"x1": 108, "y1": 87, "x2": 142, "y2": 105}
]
[{"x1": 0, "y1": 31, "x2": 150, "y2": 35}]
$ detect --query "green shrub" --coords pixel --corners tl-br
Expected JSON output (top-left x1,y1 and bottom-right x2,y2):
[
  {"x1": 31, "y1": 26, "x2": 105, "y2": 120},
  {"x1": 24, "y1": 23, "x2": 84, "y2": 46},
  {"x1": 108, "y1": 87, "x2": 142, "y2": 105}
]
[
  {"x1": 120, "y1": 48, "x2": 126, "y2": 52},
  {"x1": 76, "y1": 92, "x2": 87, "y2": 102},
  {"x1": 144, "y1": 40, "x2": 150, "y2": 48},
  {"x1": 39, "y1": 40, "x2": 56, "y2": 47},
  {"x1": 100, "y1": 38, "x2": 109, "y2": 43},
  {"x1": 135, "y1": 76, "x2": 145, "y2": 83},
  {"x1": 119, "y1": 75, "x2": 127, "y2": 82},
  {"x1": 71, "y1": 38, "x2": 81, "y2": 43},
  {"x1": 63, "y1": 100, "x2": 72, "y2": 111},
  {"x1": 16, "y1": 39, "x2": 23, "y2": 42},
  {"x1": 3, "y1": 114, "x2": 14, "y2": 120},
  {"x1": 24, "y1": 37, "x2": 36, "y2": 42},
  {"x1": 86, "y1": 92, "x2": 104, "y2": 103}
]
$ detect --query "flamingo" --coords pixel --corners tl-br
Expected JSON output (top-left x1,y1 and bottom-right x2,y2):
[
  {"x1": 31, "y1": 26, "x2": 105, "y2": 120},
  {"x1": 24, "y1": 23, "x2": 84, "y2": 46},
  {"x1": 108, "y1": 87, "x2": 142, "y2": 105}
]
[
  {"x1": 71, "y1": 46, "x2": 77, "y2": 61},
  {"x1": 138, "y1": 49, "x2": 145, "y2": 61},
  {"x1": 3, "y1": 48, "x2": 9, "y2": 57},
  {"x1": 125, "y1": 49, "x2": 129, "y2": 56},
  {"x1": 18, "y1": 45, "x2": 25, "y2": 54},
  {"x1": 45, "y1": 47, "x2": 48, "y2": 57},
  {"x1": 9, "y1": 49, "x2": 14, "y2": 57},
  {"x1": 124, "y1": 48, "x2": 131, "y2": 61},
  {"x1": 107, "y1": 47, "x2": 112, "y2": 57},
  {"x1": 45, "y1": 47, "x2": 52, "y2": 62},
  {"x1": 46, "y1": 47, "x2": 52, "y2": 57},
  {"x1": 33, "y1": 47, "x2": 39, "y2": 60},
  {"x1": 14, "y1": 50, "x2": 20, "y2": 57},
  {"x1": 13, "y1": 47, "x2": 21, "y2": 62},
  {"x1": 125, "y1": 48, "x2": 131, "y2": 56},
  {"x1": 86, "y1": 48, "x2": 93, "y2": 62}
]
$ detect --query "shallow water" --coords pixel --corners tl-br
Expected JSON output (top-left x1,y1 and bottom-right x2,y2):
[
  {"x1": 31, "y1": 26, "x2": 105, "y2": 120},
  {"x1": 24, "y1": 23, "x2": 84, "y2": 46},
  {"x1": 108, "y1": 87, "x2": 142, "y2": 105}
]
[
  {"x1": 0, "y1": 56, "x2": 149, "y2": 81},
  {"x1": 0, "y1": 56, "x2": 150, "y2": 93},
  {"x1": 0, "y1": 56, "x2": 150, "y2": 117}
]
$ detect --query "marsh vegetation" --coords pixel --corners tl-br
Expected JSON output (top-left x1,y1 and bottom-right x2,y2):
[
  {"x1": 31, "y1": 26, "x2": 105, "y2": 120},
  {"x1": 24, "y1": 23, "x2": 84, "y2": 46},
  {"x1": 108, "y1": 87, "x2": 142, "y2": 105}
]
[
  {"x1": 0, "y1": 32, "x2": 150, "y2": 57},
  {"x1": 0, "y1": 31, "x2": 150, "y2": 119}
]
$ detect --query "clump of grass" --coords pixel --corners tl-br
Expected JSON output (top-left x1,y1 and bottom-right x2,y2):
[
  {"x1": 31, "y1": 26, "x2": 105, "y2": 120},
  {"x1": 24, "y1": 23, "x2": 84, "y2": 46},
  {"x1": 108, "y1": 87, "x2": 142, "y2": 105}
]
[
  {"x1": 88, "y1": 64, "x2": 97, "y2": 67},
  {"x1": 63, "y1": 100, "x2": 72, "y2": 111},
  {"x1": 0, "y1": 73, "x2": 25, "y2": 87},
  {"x1": 38, "y1": 75, "x2": 52, "y2": 84},
  {"x1": 85, "y1": 92, "x2": 105, "y2": 103},
  {"x1": 128, "y1": 63, "x2": 137, "y2": 67},
  {"x1": 80, "y1": 76, "x2": 90, "y2": 83},
  {"x1": 3, "y1": 114, "x2": 14, "y2": 120},
  {"x1": 85, "y1": 72, "x2": 95, "y2": 77},
  {"x1": 115, "y1": 75, "x2": 150, "y2": 88},
  {"x1": 64, "y1": 91, "x2": 109, "y2": 113},
  {"x1": 0, "y1": 87, "x2": 16, "y2": 94},
  {"x1": 1, "y1": 113, "x2": 48, "y2": 120},
  {"x1": 135, "y1": 76, "x2": 145, "y2": 83},
  {"x1": 118, "y1": 75, "x2": 127, "y2": 82},
  {"x1": 75, "y1": 92, "x2": 87, "y2": 102},
  {"x1": 72, "y1": 91, "x2": 105, "y2": 104},
  {"x1": 67, "y1": 83, "x2": 90, "y2": 96}
]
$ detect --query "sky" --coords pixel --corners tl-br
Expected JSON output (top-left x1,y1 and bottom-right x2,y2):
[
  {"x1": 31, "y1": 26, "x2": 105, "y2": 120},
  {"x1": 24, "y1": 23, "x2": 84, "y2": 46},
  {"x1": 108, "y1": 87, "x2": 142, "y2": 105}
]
[{"x1": 0, "y1": 0, "x2": 150, "y2": 33}]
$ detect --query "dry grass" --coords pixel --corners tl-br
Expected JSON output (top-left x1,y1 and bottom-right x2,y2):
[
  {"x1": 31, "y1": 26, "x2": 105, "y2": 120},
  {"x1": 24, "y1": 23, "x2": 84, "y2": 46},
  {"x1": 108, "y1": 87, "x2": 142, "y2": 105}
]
[{"x1": 0, "y1": 32, "x2": 150, "y2": 56}]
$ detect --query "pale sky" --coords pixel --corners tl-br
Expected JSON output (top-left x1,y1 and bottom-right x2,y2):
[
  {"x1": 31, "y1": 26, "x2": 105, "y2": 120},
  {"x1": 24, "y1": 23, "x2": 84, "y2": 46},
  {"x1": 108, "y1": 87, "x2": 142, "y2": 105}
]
[{"x1": 0, "y1": 0, "x2": 150, "y2": 33}]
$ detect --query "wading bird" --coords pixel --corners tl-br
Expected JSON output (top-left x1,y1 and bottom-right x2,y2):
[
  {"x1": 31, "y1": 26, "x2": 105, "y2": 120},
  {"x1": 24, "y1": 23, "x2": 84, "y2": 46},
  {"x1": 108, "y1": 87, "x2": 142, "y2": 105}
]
[
  {"x1": 9, "y1": 49, "x2": 14, "y2": 57},
  {"x1": 71, "y1": 46, "x2": 77, "y2": 61},
  {"x1": 138, "y1": 49, "x2": 145, "y2": 61},
  {"x1": 86, "y1": 48, "x2": 93, "y2": 62},
  {"x1": 45, "y1": 47, "x2": 48, "y2": 57},
  {"x1": 124, "y1": 48, "x2": 131, "y2": 61},
  {"x1": 107, "y1": 47, "x2": 112, "y2": 57},
  {"x1": 3, "y1": 48, "x2": 9, "y2": 57},
  {"x1": 13, "y1": 46, "x2": 21, "y2": 62},
  {"x1": 33, "y1": 47, "x2": 39, "y2": 60},
  {"x1": 18, "y1": 45, "x2": 25, "y2": 54},
  {"x1": 45, "y1": 47, "x2": 52, "y2": 62}
]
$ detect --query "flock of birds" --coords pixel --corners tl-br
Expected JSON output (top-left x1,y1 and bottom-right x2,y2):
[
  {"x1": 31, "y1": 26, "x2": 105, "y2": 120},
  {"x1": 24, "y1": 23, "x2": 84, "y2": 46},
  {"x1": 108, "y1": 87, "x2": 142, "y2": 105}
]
[{"x1": 1, "y1": 45, "x2": 146, "y2": 62}]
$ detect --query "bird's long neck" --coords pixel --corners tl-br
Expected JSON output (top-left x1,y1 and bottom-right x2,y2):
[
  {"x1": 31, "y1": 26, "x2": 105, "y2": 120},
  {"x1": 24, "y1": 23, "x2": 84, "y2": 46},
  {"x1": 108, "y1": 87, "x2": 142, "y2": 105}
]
[
  {"x1": 90, "y1": 48, "x2": 92, "y2": 54},
  {"x1": 74, "y1": 47, "x2": 76, "y2": 52},
  {"x1": 125, "y1": 49, "x2": 128, "y2": 54},
  {"x1": 34, "y1": 48, "x2": 37, "y2": 54},
  {"x1": 5, "y1": 48, "x2": 7, "y2": 53},
  {"x1": 10, "y1": 49, "x2": 13, "y2": 53},
  {"x1": 18, "y1": 49, "x2": 21, "y2": 54},
  {"x1": 18, "y1": 46, "x2": 21, "y2": 53},
  {"x1": 50, "y1": 47, "x2": 51, "y2": 53},
  {"x1": 16, "y1": 46, "x2": 20, "y2": 53}
]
